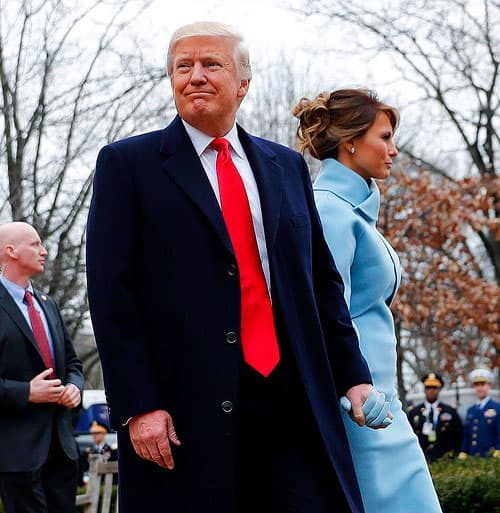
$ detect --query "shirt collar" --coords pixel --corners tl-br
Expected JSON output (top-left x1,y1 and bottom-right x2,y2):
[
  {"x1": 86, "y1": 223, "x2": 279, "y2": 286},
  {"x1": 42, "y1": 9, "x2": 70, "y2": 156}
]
[
  {"x1": 0, "y1": 275, "x2": 34, "y2": 302},
  {"x1": 181, "y1": 120, "x2": 244, "y2": 159},
  {"x1": 477, "y1": 397, "x2": 491, "y2": 409},
  {"x1": 314, "y1": 158, "x2": 380, "y2": 224},
  {"x1": 424, "y1": 400, "x2": 439, "y2": 410}
]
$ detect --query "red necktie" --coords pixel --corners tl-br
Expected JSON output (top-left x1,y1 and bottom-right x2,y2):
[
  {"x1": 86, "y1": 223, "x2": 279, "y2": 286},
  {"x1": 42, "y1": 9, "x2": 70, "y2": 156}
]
[
  {"x1": 24, "y1": 291, "x2": 56, "y2": 377},
  {"x1": 211, "y1": 137, "x2": 280, "y2": 377}
]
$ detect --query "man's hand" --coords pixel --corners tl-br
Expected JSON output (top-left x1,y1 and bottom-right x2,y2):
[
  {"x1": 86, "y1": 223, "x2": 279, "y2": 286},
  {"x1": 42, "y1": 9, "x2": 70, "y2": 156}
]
[
  {"x1": 345, "y1": 384, "x2": 393, "y2": 428},
  {"x1": 29, "y1": 369, "x2": 65, "y2": 403},
  {"x1": 129, "y1": 409, "x2": 181, "y2": 470},
  {"x1": 57, "y1": 383, "x2": 81, "y2": 408}
]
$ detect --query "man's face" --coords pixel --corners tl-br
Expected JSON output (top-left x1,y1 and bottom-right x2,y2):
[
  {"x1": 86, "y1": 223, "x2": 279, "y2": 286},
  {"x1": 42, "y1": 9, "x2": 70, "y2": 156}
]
[
  {"x1": 474, "y1": 382, "x2": 491, "y2": 400},
  {"x1": 424, "y1": 386, "x2": 440, "y2": 403},
  {"x1": 170, "y1": 35, "x2": 250, "y2": 136},
  {"x1": 11, "y1": 226, "x2": 47, "y2": 277},
  {"x1": 92, "y1": 432, "x2": 106, "y2": 445}
]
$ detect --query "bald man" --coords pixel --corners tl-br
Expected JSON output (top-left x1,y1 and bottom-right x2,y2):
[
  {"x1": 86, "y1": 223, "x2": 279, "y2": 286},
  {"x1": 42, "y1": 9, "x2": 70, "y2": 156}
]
[{"x1": 0, "y1": 222, "x2": 84, "y2": 513}]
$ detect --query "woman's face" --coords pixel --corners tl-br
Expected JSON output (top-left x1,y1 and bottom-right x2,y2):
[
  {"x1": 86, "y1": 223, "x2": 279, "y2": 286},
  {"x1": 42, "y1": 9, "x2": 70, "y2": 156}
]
[{"x1": 349, "y1": 112, "x2": 398, "y2": 181}]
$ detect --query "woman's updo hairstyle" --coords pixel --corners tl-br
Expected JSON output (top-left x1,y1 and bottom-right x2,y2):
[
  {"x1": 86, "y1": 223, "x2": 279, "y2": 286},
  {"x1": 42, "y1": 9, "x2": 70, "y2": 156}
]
[{"x1": 292, "y1": 89, "x2": 399, "y2": 160}]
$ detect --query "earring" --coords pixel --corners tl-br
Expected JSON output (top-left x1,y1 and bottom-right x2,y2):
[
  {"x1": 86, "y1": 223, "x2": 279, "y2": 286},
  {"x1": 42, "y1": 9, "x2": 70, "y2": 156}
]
[{"x1": 350, "y1": 146, "x2": 355, "y2": 154}]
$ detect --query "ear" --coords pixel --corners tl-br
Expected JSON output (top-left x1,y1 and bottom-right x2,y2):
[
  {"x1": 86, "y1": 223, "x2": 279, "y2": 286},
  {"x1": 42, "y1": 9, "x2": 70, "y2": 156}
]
[
  {"x1": 338, "y1": 140, "x2": 354, "y2": 159},
  {"x1": 237, "y1": 78, "x2": 250, "y2": 99},
  {"x1": 344, "y1": 139, "x2": 355, "y2": 154},
  {"x1": 4, "y1": 244, "x2": 17, "y2": 259}
]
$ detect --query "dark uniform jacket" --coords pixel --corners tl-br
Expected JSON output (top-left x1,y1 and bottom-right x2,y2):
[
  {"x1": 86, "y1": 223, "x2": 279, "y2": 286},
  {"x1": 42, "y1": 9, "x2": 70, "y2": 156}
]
[
  {"x1": 409, "y1": 401, "x2": 463, "y2": 462},
  {"x1": 461, "y1": 398, "x2": 500, "y2": 457},
  {"x1": 88, "y1": 442, "x2": 117, "y2": 461}
]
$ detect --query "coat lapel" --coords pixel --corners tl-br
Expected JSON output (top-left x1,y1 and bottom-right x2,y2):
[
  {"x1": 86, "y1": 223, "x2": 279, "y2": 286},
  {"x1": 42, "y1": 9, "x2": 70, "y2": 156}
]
[
  {"x1": 159, "y1": 117, "x2": 283, "y2": 255},
  {"x1": 237, "y1": 127, "x2": 283, "y2": 252},
  {"x1": 0, "y1": 282, "x2": 42, "y2": 359},
  {"x1": 160, "y1": 116, "x2": 234, "y2": 255}
]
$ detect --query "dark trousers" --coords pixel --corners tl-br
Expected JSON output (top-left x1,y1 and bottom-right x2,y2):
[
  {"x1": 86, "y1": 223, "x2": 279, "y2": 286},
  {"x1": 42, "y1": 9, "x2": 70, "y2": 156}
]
[
  {"x1": 235, "y1": 363, "x2": 351, "y2": 513},
  {"x1": 0, "y1": 431, "x2": 78, "y2": 513}
]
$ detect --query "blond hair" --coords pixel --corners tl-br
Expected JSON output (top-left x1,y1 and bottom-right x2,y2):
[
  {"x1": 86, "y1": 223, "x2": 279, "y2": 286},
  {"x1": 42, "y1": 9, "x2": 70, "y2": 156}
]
[{"x1": 167, "y1": 21, "x2": 251, "y2": 80}]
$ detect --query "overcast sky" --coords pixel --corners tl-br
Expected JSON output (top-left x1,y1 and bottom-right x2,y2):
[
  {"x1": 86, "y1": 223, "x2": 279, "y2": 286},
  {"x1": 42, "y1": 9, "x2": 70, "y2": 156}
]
[{"x1": 129, "y1": 0, "x2": 399, "y2": 98}]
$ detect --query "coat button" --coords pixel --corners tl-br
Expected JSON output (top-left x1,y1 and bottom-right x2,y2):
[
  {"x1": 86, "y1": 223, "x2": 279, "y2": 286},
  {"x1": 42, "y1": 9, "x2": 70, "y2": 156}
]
[
  {"x1": 228, "y1": 263, "x2": 237, "y2": 276},
  {"x1": 225, "y1": 331, "x2": 238, "y2": 344},
  {"x1": 221, "y1": 401, "x2": 233, "y2": 413}
]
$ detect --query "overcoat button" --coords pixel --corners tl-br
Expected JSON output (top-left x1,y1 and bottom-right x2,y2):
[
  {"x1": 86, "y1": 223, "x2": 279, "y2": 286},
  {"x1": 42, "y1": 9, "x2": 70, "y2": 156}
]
[
  {"x1": 221, "y1": 401, "x2": 233, "y2": 413},
  {"x1": 228, "y1": 263, "x2": 237, "y2": 276},
  {"x1": 225, "y1": 331, "x2": 238, "y2": 344}
]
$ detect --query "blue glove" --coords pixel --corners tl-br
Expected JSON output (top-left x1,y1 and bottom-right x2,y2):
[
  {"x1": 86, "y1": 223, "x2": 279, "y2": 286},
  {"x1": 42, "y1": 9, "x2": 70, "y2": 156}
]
[{"x1": 340, "y1": 390, "x2": 392, "y2": 427}]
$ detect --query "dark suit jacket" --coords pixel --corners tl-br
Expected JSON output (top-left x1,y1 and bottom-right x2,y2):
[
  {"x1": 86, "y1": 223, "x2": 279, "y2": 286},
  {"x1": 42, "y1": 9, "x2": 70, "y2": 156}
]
[
  {"x1": 0, "y1": 282, "x2": 84, "y2": 472},
  {"x1": 86, "y1": 116, "x2": 371, "y2": 513}
]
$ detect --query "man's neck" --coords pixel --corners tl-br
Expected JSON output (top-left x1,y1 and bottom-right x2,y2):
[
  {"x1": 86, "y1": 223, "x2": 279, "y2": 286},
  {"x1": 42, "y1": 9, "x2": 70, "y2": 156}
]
[
  {"x1": 0, "y1": 270, "x2": 29, "y2": 288},
  {"x1": 182, "y1": 115, "x2": 236, "y2": 138}
]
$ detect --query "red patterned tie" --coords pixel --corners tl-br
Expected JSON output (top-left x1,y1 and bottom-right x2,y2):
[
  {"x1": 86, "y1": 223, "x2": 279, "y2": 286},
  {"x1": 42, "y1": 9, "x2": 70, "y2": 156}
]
[
  {"x1": 24, "y1": 291, "x2": 56, "y2": 377},
  {"x1": 211, "y1": 137, "x2": 280, "y2": 377}
]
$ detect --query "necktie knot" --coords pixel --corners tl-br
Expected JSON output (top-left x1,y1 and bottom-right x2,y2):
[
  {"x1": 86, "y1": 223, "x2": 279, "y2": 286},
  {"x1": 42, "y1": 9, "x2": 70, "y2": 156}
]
[
  {"x1": 24, "y1": 290, "x2": 34, "y2": 306},
  {"x1": 211, "y1": 137, "x2": 230, "y2": 153}
]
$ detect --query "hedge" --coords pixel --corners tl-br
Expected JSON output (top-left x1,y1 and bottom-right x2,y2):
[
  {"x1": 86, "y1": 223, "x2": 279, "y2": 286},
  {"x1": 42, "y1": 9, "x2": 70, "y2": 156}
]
[{"x1": 430, "y1": 455, "x2": 500, "y2": 513}]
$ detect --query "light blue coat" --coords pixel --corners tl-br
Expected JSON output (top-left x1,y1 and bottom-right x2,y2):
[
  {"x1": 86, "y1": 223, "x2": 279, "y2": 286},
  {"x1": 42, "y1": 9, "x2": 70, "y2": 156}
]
[{"x1": 314, "y1": 159, "x2": 442, "y2": 513}]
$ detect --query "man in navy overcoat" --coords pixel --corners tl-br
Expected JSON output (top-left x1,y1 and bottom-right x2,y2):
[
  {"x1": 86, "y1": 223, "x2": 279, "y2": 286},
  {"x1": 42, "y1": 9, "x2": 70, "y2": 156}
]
[{"x1": 86, "y1": 21, "x2": 385, "y2": 513}]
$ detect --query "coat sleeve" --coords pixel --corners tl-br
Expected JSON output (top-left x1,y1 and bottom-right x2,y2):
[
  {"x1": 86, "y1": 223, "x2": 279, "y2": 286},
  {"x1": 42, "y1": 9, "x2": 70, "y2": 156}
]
[
  {"x1": 0, "y1": 378, "x2": 30, "y2": 410},
  {"x1": 52, "y1": 299, "x2": 84, "y2": 392},
  {"x1": 460, "y1": 407, "x2": 471, "y2": 453},
  {"x1": 451, "y1": 408, "x2": 463, "y2": 454},
  {"x1": 299, "y1": 158, "x2": 371, "y2": 395},
  {"x1": 495, "y1": 403, "x2": 500, "y2": 450},
  {"x1": 86, "y1": 144, "x2": 164, "y2": 428}
]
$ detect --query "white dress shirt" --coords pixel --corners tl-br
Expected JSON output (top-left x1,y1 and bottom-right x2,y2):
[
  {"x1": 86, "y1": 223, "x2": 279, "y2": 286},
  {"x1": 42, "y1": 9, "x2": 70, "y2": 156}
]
[
  {"x1": 424, "y1": 400, "x2": 440, "y2": 424},
  {"x1": 182, "y1": 120, "x2": 271, "y2": 293}
]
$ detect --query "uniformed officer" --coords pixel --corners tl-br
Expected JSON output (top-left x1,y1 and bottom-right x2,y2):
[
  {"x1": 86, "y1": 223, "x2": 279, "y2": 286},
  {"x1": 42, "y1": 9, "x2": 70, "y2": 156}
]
[
  {"x1": 459, "y1": 368, "x2": 500, "y2": 458},
  {"x1": 408, "y1": 372, "x2": 463, "y2": 462},
  {"x1": 88, "y1": 421, "x2": 117, "y2": 461}
]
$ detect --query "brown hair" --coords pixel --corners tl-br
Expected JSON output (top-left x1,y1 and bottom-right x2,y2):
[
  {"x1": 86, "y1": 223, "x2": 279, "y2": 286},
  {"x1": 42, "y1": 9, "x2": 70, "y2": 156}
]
[{"x1": 292, "y1": 89, "x2": 399, "y2": 160}]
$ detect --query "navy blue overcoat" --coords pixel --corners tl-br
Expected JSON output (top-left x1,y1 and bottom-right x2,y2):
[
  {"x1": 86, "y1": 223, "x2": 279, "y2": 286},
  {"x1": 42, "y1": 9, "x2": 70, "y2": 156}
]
[{"x1": 86, "y1": 116, "x2": 371, "y2": 513}]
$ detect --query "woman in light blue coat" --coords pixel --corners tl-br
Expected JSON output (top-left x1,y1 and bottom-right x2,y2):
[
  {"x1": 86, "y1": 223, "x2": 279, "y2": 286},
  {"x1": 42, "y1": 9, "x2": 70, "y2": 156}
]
[{"x1": 293, "y1": 89, "x2": 442, "y2": 513}]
